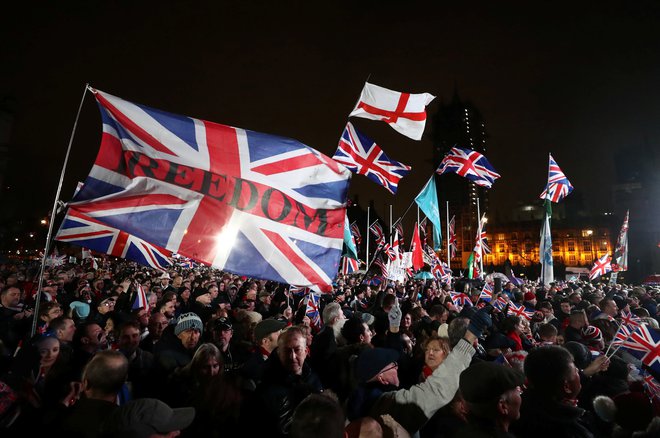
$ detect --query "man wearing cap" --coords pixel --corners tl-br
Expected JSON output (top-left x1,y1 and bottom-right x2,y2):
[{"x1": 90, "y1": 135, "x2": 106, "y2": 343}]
[
  {"x1": 455, "y1": 362, "x2": 525, "y2": 437},
  {"x1": 255, "y1": 289, "x2": 275, "y2": 318},
  {"x1": 345, "y1": 306, "x2": 492, "y2": 435},
  {"x1": 159, "y1": 272, "x2": 175, "y2": 293},
  {"x1": 101, "y1": 398, "x2": 195, "y2": 438},
  {"x1": 241, "y1": 318, "x2": 286, "y2": 386},
  {"x1": 209, "y1": 317, "x2": 241, "y2": 373},
  {"x1": 153, "y1": 312, "x2": 203, "y2": 378}
]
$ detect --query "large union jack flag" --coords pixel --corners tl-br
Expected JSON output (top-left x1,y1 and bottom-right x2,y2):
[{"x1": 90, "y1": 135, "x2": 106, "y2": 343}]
[
  {"x1": 56, "y1": 208, "x2": 172, "y2": 270},
  {"x1": 589, "y1": 254, "x2": 612, "y2": 281},
  {"x1": 436, "y1": 147, "x2": 500, "y2": 188},
  {"x1": 539, "y1": 154, "x2": 573, "y2": 203},
  {"x1": 333, "y1": 122, "x2": 411, "y2": 194},
  {"x1": 66, "y1": 88, "x2": 350, "y2": 291},
  {"x1": 619, "y1": 325, "x2": 660, "y2": 373}
]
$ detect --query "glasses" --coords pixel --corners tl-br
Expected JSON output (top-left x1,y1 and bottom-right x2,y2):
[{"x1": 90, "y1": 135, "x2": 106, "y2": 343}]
[{"x1": 379, "y1": 363, "x2": 398, "y2": 375}]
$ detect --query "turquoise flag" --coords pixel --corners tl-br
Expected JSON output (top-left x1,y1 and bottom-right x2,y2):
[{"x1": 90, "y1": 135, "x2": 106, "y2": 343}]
[
  {"x1": 415, "y1": 177, "x2": 442, "y2": 250},
  {"x1": 343, "y1": 214, "x2": 358, "y2": 260}
]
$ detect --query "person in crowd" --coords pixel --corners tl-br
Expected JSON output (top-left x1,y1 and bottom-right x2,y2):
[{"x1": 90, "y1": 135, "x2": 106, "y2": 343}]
[
  {"x1": 100, "y1": 397, "x2": 195, "y2": 438},
  {"x1": 419, "y1": 335, "x2": 451, "y2": 382},
  {"x1": 153, "y1": 312, "x2": 203, "y2": 379},
  {"x1": 246, "y1": 326, "x2": 322, "y2": 437},
  {"x1": 310, "y1": 302, "x2": 346, "y2": 388},
  {"x1": 241, "y1": 318, "x2": 286, "y2": 387},
  {"x1": 455, "y1": 361, "x2": 525, "y2": 437},
  {"x1": 139, "y1": 312, "x2": 169, "y2": 353},
  {"x1": 116, "y1": 320, "x2": 155, "y2": 399}
]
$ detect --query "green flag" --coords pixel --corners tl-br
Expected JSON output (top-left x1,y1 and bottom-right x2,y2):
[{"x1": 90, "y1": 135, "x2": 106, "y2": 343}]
[
  {"x1": 467, "y1": 252, "x2": 475, "y2": 279},
  {"x1": 342, "y1": 214, "x2": 358, "y2": 260}
]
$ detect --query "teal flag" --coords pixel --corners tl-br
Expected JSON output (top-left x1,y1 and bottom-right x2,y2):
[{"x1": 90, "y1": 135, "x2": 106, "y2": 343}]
[
  {"x1": 415, "y1": 177, "x2": 442, "y2": 250},
  {"x1": 343, "y1": 214, "x2": 358, "y2": 260}
]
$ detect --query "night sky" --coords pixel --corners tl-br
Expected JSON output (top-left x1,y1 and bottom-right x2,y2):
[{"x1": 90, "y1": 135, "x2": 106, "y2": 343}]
[{"x1": 3, "y1": 1, "x2": 660, "y2": 228}]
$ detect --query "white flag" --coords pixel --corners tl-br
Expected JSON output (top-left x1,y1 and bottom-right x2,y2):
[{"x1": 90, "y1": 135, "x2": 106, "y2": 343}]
[{"x1": 349, "y1": 82, "x2": 435, "y2": 140}]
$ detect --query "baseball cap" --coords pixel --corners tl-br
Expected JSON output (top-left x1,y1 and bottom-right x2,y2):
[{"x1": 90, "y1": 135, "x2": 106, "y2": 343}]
[
  {"x1": 253, "y1": 318, "x2": 286, "y2": 342},
  {"x1": 459, "y1": 362, "x2": 524, "y2": 404},
  {"x1": 101, "y1": 398, "x2": 194, "y2": 438},
  {"x1": 355, "y1": 348, "x2": 399, "y2": 383}
]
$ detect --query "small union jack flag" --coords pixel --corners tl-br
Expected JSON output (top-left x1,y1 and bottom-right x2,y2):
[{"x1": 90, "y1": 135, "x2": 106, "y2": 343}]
[
  {"x1": 611, "y1": 323, "x2": 632, "y2": 347},
  {"x1": 539, "y1": 154, "x2": 574, "y2": 203},
  {"x1": 448, "y1": 215, "x2": 457, "y2": 259},
  {"x1": 436, "y1": 147, "x2": 501, "y2": 188},
  {"x1": 131, "y1": 283, "x2": 149, "y2": 312},
  {"x1": 370, "y1": 221, "x2": 386, "y2": 248},
  {"x1": 619, "y1": 325, "x2": 660, "y2": 373},
  {"x1": 620, "y1": 309, "x2": 643, "y2": 330},
  {"x1": 383, "y1": 243, "x2": 397, "y2": 261},
  {"x1": 341, "y1": 257, "x2": 360, "y2": 275},
  {"x1": 333, "y1": 122, "x2": 411, "y2": 194},
  {"x1": 589, "y1": 254, "x2": 612, "y2": 280},
  {"x1": 306, "y1": 292, "x2": 322, "y2": 330},
  {"x1": 350, "y1": 222, "x2": 362, "y2": 245},
  {"x1": 449, "y1": 292, "x2": 473, "y2": 309},
  {"x1": 432, "y1": 260, "x2": 452, "y2": 283},
  {"x1": 508, "y1": 302, "x2": 535, "y2": 320},
  {"x1": 480, "y1": 282, "x2": 494, "y2": 302},
  {"x1": 289, "y1": 285, "x2": 312, "y2": 297},
  {"x1": 492, "y1": 295, "x2": 509, "y2": 312},
  {"x1": 642, "y1": 372, "x2": 660, "y2": 401}
]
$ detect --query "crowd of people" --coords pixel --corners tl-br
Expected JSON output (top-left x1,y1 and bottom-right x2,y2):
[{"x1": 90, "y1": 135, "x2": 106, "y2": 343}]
[{"x1": 0, "y1": 257, "x2": 659, "y2": 437}]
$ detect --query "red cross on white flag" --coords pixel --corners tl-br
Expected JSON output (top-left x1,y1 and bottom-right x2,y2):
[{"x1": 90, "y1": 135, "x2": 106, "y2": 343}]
[{"x1": 349, "y1": 82, "x2": 435, "y2": 140}]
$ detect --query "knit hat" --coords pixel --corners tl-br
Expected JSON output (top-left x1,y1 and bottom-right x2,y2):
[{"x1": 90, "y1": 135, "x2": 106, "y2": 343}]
[
  {"x1": 524, "y1": 291, "x2": 536, "y2": 301},
  {"x1": 460, "y1": 361, "x2": 525, "y2": 404},
  {"x1": 70, "y1": 301, "x2": 90, "y2": 319},
  {"x1": 174, "y1": 313, "x2": 203, "y2": 336},
  {"x1": 581, "y1": 325, "x2": 603, "y2": 343}
]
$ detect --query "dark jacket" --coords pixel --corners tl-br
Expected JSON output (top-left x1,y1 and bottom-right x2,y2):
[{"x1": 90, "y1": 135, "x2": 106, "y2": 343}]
[
  {"x1": 153, "y1": 326, "x2": 196, "y2": 378},
  {"x1": 512, "y1": 388, "x2": 594, "y2": 438},
  {"x1": 246, "y1": 351, "x2": 322, "y2": 437}
]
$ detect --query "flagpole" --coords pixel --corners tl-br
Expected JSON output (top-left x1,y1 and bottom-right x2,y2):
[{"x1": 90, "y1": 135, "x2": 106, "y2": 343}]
[
  {"x1": 446, "y1": 201, "x2": 450, "y2": 268},
  {"x1": 477, "y1": 197, "x2": 483, "y2": 279},
  {"x1": 31, "y1": 83, "x2": 89, "y2": 337},
  {"x1": 389, "y1": 204, "x2": 393, "y2": 246},
  {"x1": 366, "y1": 206, "x2": 370, "y2": 270}
]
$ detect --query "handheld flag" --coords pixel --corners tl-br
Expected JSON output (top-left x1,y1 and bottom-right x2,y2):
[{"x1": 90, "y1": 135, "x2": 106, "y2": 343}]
[
  {"x1": 340, "y1": 257, "x2": 360, "y2": 275},
  {"x1": 370, "y1": 221, "x2": 386, "y2": 248},
  {"x1": 449, "y1": 292, "x2": 473, "y2": 309},
  {"x1": 306, "y1": 293, "x2": 322, "y2": 330},
  {"x1": 67, "y1": 88, "x2": 350, "y2": 292},
  {"x1": 350, "y1": 222, "x2": 362, "y2": 246},
  {"x1": 589, "y1": 254, "x2": 612, "y2": 281},
  {"x1": 436, "y1": 147, "x2": 500, "y2": 188},
  {"x1": 612, "y1": 210, "x2": 629, "y2": 272},
  {"x1": 333, "y1": 122, "x2": 411, "y2": 194},
  {"x1": 448, "y1": 215, "x2": 457, "y2": 260},
  {"x1": 540, "y1": 201, "x2": 554, "y2": 285},
  {"x1": 132, "y1": 283, "x2": 149, "y2": 312},
  {"x1": 410, "y1": 222, "x2": 424, "y2": 270},
  {"x1": 480, "y1": 282, "x2": 494, "y2": 302},
  {"x1": 349, "y1": 82, "x2": 435, "y2": 140},
  {"x1": 619, "y1": 325, "x2": 660, "y2": 373},
  {"x1": 414, "y1": 177, "x2": 442, "y2": 250},
  {"x1": 539, "y1": 154, "x2": 573, "y2": 203},
  {"x1": 507, "y1": 302, "x2": 535, "y2": 320}
]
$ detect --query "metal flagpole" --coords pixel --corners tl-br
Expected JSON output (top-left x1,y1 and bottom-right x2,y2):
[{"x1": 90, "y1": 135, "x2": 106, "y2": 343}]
[
  {"x1": 476, "y1": 197, "x2": 483, "y2": 279},
  {"x1": 389, "y1": 204, "x2": 393, "y2": 245},
  {"x1": 31, "y1": 83, "x2": 90, "y2": 337},
  {"x1": 446, "y1": 201, "x2": 450, "y2": 268},
  {"x1": 366, "y1": 206, "x2": 370, "y2": 270}
]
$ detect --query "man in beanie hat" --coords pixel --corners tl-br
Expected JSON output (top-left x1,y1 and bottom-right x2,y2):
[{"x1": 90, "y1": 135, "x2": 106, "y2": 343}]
[
  {"x1": 153, "y1": 312, "x2": 203, "y2": 377},
  {"x1": 455, "y1": 361, "x2": 525, "y2": 437}
]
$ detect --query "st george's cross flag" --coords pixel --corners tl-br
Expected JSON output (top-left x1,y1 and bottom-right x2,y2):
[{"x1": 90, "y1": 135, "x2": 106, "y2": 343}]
[
  {"x1": 539, "y1": 154, "x2": 574, "y2": 203},
  {"x1": 66, "y1": 88, "x2": 351, "y2": 292},
  {"x1": 589, "y1": 254, "x2": 612, "y2": 281},
  {"x1": 56, "y1": 208, "x2": 173, "y2": 271},
  {"x1": 349, "y1": 82, "x2": 435, "y2": 140},
  {"x1": 436, "y1": 147, "x2": 501, "y2": 188},
  {"x1": 333, "y1": 122, "x2": 411, "y2": 194}
]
